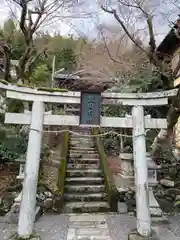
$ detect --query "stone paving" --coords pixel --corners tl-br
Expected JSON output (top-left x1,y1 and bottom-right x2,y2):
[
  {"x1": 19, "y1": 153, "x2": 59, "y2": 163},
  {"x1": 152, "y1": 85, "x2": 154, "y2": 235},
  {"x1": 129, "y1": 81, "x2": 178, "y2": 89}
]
[
  {"x1": 1, "y1": 213, "x2": 180, "y2": 240},
  {"x1": 67, "y1": 213, "x2": 112, "y2": 240}
]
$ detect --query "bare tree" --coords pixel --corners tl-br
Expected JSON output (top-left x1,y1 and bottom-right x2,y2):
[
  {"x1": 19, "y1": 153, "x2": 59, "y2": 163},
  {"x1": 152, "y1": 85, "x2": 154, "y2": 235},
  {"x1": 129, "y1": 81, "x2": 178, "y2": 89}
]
[
  {"x1": 5, "y1": 0, "x2": 79, "y2": 83},
  {"x1": 99, "y1": 0, "x2": 180, "y2": 156}
]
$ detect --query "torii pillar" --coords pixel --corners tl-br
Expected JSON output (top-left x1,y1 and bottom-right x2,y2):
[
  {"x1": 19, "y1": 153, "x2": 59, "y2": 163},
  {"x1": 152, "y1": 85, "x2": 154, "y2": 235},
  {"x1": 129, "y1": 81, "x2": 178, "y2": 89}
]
[{"x1": 18, "y1": 101, "x2": 44, "y2": 238}]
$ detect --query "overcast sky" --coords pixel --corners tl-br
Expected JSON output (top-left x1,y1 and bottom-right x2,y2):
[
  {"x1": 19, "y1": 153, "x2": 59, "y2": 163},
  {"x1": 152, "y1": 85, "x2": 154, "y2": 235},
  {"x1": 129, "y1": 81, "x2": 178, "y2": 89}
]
[{"x1": 0, "y1": 0, "x2": 178, "y2": 43}]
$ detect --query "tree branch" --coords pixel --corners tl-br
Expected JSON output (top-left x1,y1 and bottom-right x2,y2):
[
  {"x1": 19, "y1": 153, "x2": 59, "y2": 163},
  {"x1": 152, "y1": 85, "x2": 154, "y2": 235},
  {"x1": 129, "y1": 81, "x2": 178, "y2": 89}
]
[
  {"x1": 101, "y1": 5, "x2": 149, "y2": 56},
  {"x1": 25, "y1": 48, "x2": 47, "y2": 74},
  {"x1": 173, "y1": 58, "x2": 180, "y2": 78}
]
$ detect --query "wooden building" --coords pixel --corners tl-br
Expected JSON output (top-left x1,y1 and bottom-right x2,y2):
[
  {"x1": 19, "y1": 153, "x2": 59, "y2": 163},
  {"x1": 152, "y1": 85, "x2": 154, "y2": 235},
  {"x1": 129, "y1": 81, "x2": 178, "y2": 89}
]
[
  {"x1": 157, "y1": 18, "x2": 180, "y2": 87},
  {"x1": 53, "y1": 69, "x2": 115, "y2": 92},
  {"x1": 157, "y1": 17, "x2": 180, "y2": 151}
]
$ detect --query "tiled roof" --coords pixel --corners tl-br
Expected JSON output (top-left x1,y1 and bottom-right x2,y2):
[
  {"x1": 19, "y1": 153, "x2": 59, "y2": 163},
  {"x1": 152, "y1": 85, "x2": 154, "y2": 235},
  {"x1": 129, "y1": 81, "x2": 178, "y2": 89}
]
[{"x1": 157, "y1": 18, "x2": 180, "y2": 54}]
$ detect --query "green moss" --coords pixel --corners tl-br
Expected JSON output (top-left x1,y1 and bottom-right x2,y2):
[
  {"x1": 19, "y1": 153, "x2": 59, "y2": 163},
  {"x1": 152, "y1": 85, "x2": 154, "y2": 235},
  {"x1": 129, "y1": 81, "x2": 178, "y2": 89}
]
[
  {"x1": 174, "y1": 200, "x2": 180, "y2": 207},
  {"x1": 0, "y1": 80, "x2": 68, "y2": 94},
  {"x1": 0, "y1": 79, "x2": 9, "y2": 85},
  {"x1": 57, "y1": 128, "x2": 69, "y2": 195},
  {"x1": 55, "y1": 128, "x2": 69, "y2": 211},
  {"x1": 55, "y1": 189, "x2": 62, "y2": 195},
  {"x1": 16, "y1": 84, "x2": 34, "y2": 89},
  {"x1": 9, "y1": 232, "x2": 40, "y2": 240},
  {"x1": 37, "y1": 87, "x2": 68, "y2": 92},
  {"x1": 92, "y1": 128, "x2": 118, "y2": 212}
]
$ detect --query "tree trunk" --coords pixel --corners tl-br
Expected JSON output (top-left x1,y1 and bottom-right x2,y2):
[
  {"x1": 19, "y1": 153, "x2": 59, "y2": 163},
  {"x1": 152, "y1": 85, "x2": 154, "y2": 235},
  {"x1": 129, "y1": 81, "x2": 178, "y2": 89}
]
[
  {"x1": 0, "y1": 44, "x2": 11, "y2": 81},
  {"x1": 3, "y1": 47, "x2": 11, "y2": 81},
  {"x1": 17, "y1": 45, "x2": 32, "y2": 82},
  {"x1": 174, "y1": 116, "x2": 180, "y2": 158},
  {"x1": 151, "y1": 100, "x2": 180, "y2": 157}
]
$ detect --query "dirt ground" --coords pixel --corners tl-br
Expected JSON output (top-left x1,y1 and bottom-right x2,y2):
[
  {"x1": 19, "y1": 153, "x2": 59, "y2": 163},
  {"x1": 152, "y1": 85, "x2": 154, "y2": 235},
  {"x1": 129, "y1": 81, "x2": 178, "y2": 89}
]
[
  {"x1": 0, "y1": 164, "x2": 18, "y2": 196},
  {"x1": 107, "y1": 155, "x2": 122, "y2": 175}
]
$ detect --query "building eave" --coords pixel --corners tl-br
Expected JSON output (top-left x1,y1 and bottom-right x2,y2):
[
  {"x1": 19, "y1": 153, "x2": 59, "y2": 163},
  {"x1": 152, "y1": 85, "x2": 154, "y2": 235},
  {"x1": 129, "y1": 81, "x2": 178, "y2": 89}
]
[{"x1": 157, "y1": 18, "x2": 180, "y2": 55}]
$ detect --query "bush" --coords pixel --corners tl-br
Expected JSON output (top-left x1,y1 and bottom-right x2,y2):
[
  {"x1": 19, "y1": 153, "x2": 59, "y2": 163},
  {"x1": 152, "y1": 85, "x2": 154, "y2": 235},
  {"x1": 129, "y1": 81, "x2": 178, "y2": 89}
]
[{"x1": 0, "y1": 123, "x2": 28, "y2": 163}]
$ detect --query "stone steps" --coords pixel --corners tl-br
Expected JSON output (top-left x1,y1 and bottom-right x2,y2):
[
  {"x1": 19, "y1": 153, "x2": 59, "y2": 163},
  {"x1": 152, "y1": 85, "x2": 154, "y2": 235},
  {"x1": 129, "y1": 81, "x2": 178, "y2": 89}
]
[
  {"x1": 69, "y1": 150, "x2": 98, "y2": 154},
  {"x1": 68, "y1": 158, "x2": 99, "y2": 164},
  {"x1": 67, "y1": 163, "x2": 100, "y2": 169},
  {"x1": 66, "y1": 169, "x2": 103, "y2": 177},
  {"x1": 64, "y1": 193, "x2": 107, "y2": 202},
  {"x1": 69, "y1": 137, "x2": 94, "y2": 140},
  {"x1": 65, "y1": 184, "x2": 106, "y2": 193},
  {"x1": 64, "y1": 127, "x2": 110, "y2": 213},
  {"x1": 69, "y1": 146, "x2": 96, "y2": 151},
  {"x1": 70, "y1": 136, "x2": 93, "y2": 140},
  {"x1": 65, "y1": 177, "x2": 104, "y2": 185},
  {"x1": 75, "y1": 235, "x2": 112, "y2": 240},
  {"x1": 69, "y1": 143, "x2": 95, "y2": 148},
  {"x1": 69, "y1": 139, "x2": 94, "y2": 142},
  {"x1": 69, "y1": 153, "x2": 99, "y2": 158},
  {"x1": 63, "y1": 201, "x2": 110, "y2": 213},
  {"x1": 69, "y1": 139, "x2": 94, "y2": 144}
]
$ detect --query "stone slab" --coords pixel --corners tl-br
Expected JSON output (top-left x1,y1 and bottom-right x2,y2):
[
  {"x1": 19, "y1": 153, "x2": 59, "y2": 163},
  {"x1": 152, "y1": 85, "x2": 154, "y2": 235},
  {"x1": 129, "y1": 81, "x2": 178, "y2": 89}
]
[
  {"x1": 128, "y1": 231, "x2": 160, "y2": 240},
  {"x1": 35, "y1": 206, "x2": 43, "y2": 222},
  {"x1": 70, "y1": 221, "x2": 96, "y2": 228},
  {"x1": 95, "y1": 223, "x2": 108, "y2": 228},
  {"x1": 150, "y1": 207, "x2": 162, "y2": 217},
  {"x1": 149, "y1": 189, "x2": 161, "y2": 214},
  {"x1": 115, "y1": 174, "x2": 135, "y2": 191},
  {"x1": 77, "y1": 228, "x2": 109, "y2": 235},
  {"x1": 118, "y1": 202, "x2": 128, "y2": 213},
  {"x1": 5, "y1": 205, "x2": 42, "y2": 224},
  {"x1": 77, "y1": 235, "x2": 112, "y2": 240},
  {"x1": 67, "y1": 228, "x2": 76, "y2": 240},
  {"x1": 151, "y1": 216, "x2": 169, "y2": 225},
  {"x1": 69, "y1": 214, "x2": 106, "y2": 222}
]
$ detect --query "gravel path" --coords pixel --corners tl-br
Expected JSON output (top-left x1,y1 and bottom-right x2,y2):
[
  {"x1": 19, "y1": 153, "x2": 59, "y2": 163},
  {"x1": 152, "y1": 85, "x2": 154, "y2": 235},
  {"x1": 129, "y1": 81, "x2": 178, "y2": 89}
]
[
  {"x1": 1, "y1": 213, "x2": 180, "y2": 240},
  {"x1": 107, "y1": 214, "x2": 136, "y2": 240},
  {"x1": 106, "y1": 214, "x2": 180, "y2": 240},
  {"x1": 0, "y1": 214, "x2": 69, "y2": 240},
  {"x1": 35, "y1": 214, "x2": 69, "y2": 240}
]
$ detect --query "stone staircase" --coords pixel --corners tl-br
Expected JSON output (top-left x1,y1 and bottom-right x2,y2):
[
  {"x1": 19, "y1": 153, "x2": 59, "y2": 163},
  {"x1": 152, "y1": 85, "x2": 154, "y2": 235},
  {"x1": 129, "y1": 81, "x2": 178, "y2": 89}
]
[{"x1": 63, "y1": 127, "x2": 110, "y2": 213}]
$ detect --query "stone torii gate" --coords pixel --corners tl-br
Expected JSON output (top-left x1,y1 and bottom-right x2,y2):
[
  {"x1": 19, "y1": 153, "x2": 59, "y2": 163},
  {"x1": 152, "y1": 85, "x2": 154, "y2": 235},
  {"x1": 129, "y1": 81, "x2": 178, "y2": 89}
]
[{"x1": 0, "y1": 82, "x2": 177, "y2": 239}]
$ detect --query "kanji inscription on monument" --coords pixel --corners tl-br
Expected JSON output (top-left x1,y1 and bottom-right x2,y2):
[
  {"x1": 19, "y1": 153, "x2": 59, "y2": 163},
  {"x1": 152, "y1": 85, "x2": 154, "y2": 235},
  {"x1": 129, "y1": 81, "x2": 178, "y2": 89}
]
[{"x1": 80, "y1": 92, "x2": 101, "y2": 126}]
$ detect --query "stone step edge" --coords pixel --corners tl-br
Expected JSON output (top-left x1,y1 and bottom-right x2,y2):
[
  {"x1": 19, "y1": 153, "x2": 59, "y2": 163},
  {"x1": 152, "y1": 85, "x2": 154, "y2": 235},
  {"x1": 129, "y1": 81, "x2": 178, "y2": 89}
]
[
  {"x1": 69, "y1": 151, "x2": 98, "y2": 153},
  {"x1": 69, "y1": 158, "x2": 99, "y2": 160},
  {"x1": 67, "y1": 164, "x2": 100, "y2": 167},
  {"x1": 68, "y1": 159, "x2": 100, "y2": 162},
  {"x1": 65, "y1": 184, "x2": 105, "y2": 188},
  {"x1": 64, "y1": 201, "x2": 109, "y2": 207},
  {"x1": 64, "y1": 193, "x2": 107, "y2": 197},
  {"x1": 67, "y1": 164, "x2": 100, "y2": 166},
  {"x1": 66, "y1": 169, "x2": 101, "y2": 172},
  {"x1": 71, "y1": 146, "x2": 96, "y2": 150},
  {"x1": 66, "y1": 177, "x2": 103, "y2": 181}
]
